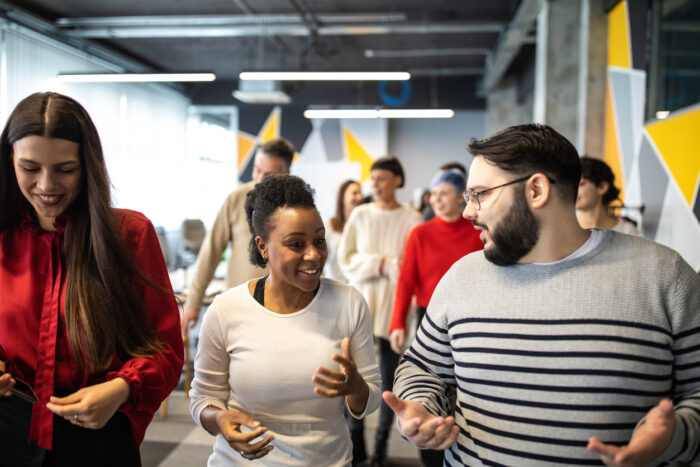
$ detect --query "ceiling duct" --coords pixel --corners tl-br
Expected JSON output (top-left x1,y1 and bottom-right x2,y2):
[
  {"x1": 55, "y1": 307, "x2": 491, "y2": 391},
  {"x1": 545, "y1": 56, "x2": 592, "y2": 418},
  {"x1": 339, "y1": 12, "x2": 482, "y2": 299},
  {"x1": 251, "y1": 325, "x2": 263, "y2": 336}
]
[{"x1": 232, "y1": 80, "x2": 291, "y2": 104}]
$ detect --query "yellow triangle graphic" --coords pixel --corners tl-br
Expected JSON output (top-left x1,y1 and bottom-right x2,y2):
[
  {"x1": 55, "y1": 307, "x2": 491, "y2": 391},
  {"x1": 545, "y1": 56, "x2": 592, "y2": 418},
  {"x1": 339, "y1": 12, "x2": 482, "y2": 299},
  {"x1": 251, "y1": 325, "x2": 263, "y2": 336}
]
[
  {"x1": 259, "y1": 107, "x2": 280, "y2": 143},
  {"x1": 343, "y1": 127, "x2": 374, "y2": 182},
  {"x1": 238, "y1": 132, "x2": 256, "y2": 169},
  {"x1": 646, "y1": 108, "x2": 700, "y2": 206},
  {"x1": 607, "y1": 1, "x2": 631, "y2": 68}
]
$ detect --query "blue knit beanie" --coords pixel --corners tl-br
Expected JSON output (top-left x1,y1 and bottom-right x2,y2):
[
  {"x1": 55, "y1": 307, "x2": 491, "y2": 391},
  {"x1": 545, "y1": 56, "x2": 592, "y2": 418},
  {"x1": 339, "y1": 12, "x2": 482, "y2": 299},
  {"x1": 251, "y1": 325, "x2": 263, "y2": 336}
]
[{"x1": 429, "y1": 169, "x2": 466, "y2": 195}]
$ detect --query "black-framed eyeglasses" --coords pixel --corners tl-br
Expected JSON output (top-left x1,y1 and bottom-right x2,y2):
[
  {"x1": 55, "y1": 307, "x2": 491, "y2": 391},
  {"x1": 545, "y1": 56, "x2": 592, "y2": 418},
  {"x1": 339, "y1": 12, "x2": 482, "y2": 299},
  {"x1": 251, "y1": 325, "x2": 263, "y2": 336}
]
[{"x1": 463, "y1": 174, "x2": 556, "y2": 210}]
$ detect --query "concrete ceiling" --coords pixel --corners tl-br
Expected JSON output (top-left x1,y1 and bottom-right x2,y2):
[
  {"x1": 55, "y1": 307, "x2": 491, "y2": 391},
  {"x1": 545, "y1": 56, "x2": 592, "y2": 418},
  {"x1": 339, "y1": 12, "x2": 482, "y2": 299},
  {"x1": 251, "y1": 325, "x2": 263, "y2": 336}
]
[{"x1": 2, "y1": 0, "x2": 531, "y2": 109}]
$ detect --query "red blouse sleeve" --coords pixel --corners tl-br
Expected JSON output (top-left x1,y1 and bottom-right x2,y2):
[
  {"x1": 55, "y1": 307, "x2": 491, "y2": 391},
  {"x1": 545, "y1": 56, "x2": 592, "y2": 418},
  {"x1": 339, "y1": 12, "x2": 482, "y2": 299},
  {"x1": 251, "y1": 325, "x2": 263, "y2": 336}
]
[
  {"x1": 105, "y1": 213, "x2": 184, "y2": 438},
  {"x1": 390, "y1": 226, "x2": 420, "y2": 332}
]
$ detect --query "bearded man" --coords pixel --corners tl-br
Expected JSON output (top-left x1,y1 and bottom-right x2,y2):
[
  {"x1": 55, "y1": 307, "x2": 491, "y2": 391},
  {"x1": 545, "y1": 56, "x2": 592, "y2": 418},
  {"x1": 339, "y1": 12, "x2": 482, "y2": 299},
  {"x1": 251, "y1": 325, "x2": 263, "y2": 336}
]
[{"x1": 384, "y1": 124, "x2": 700, "y2": 466}]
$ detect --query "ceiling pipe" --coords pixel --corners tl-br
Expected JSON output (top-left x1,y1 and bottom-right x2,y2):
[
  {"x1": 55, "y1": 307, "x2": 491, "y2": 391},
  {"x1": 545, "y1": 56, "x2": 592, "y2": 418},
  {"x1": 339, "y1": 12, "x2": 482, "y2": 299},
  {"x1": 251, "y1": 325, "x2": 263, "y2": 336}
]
[
  {"x1": 56, "y1": 13, "x2": 408, "y2": 28},
  {"x1": 365, "y1": 47, "x2": 491, "y2": 58},
  {"x1": 59, "y1": 22, "x2": 504, "y2": 39}
]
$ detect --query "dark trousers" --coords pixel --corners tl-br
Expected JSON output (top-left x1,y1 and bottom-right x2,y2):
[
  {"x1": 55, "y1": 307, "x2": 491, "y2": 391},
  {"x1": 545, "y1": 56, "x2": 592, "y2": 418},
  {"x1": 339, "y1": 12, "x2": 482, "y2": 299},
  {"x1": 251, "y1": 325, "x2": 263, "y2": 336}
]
[
  {"x1": 414, "y1": 307, "x2": 445, "y2": 467},
  {"x1": 348, "y1": 337, "x2": 400, "y2": 462},
  {"x1": 0, "y1": 394, "x2": 141, "y2": 467}
]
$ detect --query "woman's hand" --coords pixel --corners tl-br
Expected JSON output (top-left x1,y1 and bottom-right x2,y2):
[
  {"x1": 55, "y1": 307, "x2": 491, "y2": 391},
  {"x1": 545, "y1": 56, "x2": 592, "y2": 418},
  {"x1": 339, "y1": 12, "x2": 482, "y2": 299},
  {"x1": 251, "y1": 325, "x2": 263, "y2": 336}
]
[
  {"x1": 0, "y1": 360, "x2": 15, "y2": 397},
  {"x1": 313, "y1": 337, "x2": 369, "y2": 415},
  {"x1": 46, "y1": 378, "x2": 131, "y2": 429},
  {"x1": 215, "y1": 410, "x2": 275, "y2": 461}
]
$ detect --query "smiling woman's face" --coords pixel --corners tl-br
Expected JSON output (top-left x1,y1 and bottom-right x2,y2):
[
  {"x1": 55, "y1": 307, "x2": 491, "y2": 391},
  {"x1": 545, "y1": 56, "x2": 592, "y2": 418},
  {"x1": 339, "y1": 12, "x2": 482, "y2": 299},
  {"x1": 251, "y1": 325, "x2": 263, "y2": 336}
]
[
  {"x1": 12, "y1": 135, "x2": 82, "y2": 231},
  {"x1": 258, "y1": 206, "x2": 328, "y2": 293}
]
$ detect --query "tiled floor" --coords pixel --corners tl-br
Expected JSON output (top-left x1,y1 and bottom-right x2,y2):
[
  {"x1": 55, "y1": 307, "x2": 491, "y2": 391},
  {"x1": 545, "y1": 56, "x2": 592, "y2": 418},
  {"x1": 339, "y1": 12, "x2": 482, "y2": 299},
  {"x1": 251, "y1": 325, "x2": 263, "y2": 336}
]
[{"x1": 142, "y1": 390, "x2": 422, "y2": 466}]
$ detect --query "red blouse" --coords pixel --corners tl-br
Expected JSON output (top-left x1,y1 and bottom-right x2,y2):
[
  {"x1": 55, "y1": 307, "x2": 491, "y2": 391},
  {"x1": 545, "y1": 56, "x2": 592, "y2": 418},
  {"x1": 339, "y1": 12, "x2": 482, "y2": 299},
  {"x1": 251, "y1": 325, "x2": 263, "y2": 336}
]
[
  {"x1": 389, "y1": 216, "x2": 483, "y2": 332},
  {"x1": 0, "y1": 209, "x2": 184, "y2": 450}
]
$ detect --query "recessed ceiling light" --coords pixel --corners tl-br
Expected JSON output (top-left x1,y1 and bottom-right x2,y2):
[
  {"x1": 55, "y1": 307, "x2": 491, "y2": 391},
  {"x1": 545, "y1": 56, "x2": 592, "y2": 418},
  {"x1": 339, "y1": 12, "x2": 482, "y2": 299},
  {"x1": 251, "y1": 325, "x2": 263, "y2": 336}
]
[
  {"x1": 57, "y1": 73, "x2": 216, "y2": 82},
  {"x1": 303, "y1": 109, "x2": 454, "y2": 119},
  {"x1": 239, "y1": 71, "x2": 410, "y2": 81}
]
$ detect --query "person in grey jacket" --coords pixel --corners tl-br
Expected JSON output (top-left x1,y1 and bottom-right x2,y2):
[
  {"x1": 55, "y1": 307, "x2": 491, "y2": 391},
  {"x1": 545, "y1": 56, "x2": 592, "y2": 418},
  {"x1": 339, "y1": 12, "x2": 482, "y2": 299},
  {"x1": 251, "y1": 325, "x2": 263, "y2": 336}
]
[{"x1": 384, "y1": 124, "x2": 700, "y2": 466}]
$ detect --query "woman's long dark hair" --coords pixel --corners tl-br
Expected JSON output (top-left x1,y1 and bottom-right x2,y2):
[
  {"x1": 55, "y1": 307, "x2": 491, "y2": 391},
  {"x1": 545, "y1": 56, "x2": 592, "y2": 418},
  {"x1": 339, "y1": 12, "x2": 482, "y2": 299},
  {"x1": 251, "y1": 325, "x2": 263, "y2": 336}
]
[
  {"x1": 0, "y1": 92, "x2": 163, "y2": 372},
  {"x1": 329, "y1": 180, "x2": 358, "y2": 233}
]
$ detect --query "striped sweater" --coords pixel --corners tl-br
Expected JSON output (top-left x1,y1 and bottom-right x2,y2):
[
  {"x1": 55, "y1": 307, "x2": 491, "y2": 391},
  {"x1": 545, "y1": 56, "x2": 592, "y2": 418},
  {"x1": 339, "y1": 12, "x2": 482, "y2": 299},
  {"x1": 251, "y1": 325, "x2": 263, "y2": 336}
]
[{"x1": 394, "y1": 229, "x2": 700, "y2": 466}]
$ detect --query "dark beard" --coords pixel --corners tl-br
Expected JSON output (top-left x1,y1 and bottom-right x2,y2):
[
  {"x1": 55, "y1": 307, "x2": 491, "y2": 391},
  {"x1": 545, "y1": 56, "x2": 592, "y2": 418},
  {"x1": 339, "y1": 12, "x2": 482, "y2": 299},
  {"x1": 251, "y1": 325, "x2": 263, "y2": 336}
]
[{"x1": 482, "y1": 190, "x2": 540, "y2": 266}]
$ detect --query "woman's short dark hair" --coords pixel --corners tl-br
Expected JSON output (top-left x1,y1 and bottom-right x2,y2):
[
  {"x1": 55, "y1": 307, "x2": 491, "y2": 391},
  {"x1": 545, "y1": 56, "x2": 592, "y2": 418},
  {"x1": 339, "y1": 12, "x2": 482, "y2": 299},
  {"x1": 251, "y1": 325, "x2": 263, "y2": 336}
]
[
  {"x1": 371, "y1": 155, "x2": 405, "y2": 187},
  {"x1": 580, "y1": 156, "x2": 620, "y2": 206},
  {"x1": 467, "y1": 124, "x2": 581, "y2": 204},
  {"x1": 245, "y1": 174, "x2": 317, "y2": 267}
]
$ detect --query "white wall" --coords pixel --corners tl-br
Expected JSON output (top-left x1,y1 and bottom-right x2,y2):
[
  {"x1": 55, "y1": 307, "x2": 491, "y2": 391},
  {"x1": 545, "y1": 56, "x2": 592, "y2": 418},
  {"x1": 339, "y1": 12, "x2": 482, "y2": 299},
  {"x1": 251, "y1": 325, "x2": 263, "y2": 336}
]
[
  {"x1": 388, "y1": 110, "x2": 487, "y2": 204},
  {"x1": 0, "y1": 24, "x2": 197, "y2": 231}
]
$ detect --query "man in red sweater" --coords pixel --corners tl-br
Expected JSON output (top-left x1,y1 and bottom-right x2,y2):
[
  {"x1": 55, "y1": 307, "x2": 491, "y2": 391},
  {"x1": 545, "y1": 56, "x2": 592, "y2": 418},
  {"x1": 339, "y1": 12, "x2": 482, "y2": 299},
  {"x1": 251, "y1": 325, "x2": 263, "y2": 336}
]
[{"x1": 388, "y1": 168, "x2": 482, "y2": 465}]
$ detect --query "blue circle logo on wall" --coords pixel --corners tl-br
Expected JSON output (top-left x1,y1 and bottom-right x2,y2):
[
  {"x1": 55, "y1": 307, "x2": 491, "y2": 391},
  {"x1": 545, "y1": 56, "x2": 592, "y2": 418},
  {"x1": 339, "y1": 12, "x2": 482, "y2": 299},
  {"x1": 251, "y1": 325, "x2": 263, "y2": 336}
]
[{"x1": 378, "y1": 80, "x2": 411, "y2": 107}]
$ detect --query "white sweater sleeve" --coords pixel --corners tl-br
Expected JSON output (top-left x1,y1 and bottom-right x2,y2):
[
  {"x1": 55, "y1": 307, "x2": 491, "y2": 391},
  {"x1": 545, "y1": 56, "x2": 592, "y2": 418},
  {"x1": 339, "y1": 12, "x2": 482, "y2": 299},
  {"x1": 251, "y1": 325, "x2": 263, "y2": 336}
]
[
  {"x1": 189, "y1": 299, "x2": 231, "y2": 427},
  {"x1": 345, "y1": 290, "x2": 381, "y2": 418},
  {"x1": 338, "y1": 209, "x2": 384, "y2": 283}
]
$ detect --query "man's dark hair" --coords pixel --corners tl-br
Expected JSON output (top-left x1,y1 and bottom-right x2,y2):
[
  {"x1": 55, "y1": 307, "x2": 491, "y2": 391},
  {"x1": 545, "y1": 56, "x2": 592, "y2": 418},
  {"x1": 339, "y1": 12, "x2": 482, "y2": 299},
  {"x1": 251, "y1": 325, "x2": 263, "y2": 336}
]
[
  {"x1": 245, "y1": 174, "x2": 316, "y2": 267},
  {"x1": 467, "y1": 124, "x2": 581, "y2": 204},
  {"x1": 440, "y1": 161, "x2": 467, "y2": 177},
  {"x1": 371, "y1": 155, "x2": 405, "y2": 188},
  {"x1": 580, "y1": 156, "x2": 620, "y2": 206},
  {"x1": 259, "y1": 137, "x2": 295, "y2": 168}
]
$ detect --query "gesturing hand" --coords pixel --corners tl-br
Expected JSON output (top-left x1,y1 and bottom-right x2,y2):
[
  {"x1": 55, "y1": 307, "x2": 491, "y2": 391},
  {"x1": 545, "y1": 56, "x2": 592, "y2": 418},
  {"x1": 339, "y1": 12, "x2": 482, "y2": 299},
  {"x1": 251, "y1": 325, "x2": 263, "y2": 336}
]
[
  {"x1": 382, "y1": 391, "x2": 460, "y2": 450},
  {"x1": 313, "y1": 337, "x2": 369, "y2": 415},
  {"x1": 588, "y1": 398, "x2": 676, "y2": 466},
  {"x1": 46, "y1": 378, "x2": 130, "y2": 429},
  {"x1": 216, "y1": 410, "x2": 274, "y2": 461}
]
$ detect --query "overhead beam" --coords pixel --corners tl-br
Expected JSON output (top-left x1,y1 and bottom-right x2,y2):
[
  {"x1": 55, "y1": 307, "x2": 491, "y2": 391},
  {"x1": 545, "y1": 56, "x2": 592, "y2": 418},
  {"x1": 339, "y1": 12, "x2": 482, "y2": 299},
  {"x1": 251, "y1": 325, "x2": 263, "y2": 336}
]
[{"x1": 481, "y1": 0, "x2": 544, "y2": 92}]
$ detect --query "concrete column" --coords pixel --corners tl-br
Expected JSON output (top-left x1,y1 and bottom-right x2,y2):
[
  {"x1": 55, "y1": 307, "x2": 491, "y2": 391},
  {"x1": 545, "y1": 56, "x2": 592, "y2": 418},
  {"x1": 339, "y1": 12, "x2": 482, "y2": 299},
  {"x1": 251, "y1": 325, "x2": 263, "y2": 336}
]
[{"x1": 486, "y1": 0, "x2": 607, "y2": 156}]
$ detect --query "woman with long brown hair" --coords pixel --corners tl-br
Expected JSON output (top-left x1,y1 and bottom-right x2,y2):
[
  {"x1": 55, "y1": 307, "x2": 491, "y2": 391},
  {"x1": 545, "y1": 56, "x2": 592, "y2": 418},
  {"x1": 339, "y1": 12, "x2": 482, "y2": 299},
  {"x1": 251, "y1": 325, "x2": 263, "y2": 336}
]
[
  {"x1": 0, "y1": 92, "x2": 184, "y2": 466},
  {"x1": 324, "y1": 179, "x2": 363, "y2": 283}
]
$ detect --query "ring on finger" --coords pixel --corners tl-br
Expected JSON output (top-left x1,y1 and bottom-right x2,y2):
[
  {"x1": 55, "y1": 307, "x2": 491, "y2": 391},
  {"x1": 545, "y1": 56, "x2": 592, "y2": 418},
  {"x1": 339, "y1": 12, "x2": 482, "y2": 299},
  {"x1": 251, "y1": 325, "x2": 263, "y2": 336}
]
[{"x1": 341, "y1": 373, "x2": 348, "y2": 383}]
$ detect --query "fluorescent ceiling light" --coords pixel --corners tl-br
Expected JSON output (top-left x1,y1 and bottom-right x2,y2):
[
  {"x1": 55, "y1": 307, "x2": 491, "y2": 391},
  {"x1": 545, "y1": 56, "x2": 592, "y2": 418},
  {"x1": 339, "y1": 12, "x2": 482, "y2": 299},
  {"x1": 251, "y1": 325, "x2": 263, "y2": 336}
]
[
  {"x1": 304, "y1": 109, "x2": 454, "y2": 119},
  {"x1": 240, "y1": 71, "x2": 410, "y2": 81},
  {"x1": 655, "y1": 110, "x2": 670, "y2": 119},
  {"x1": 57, "y1": 73, "x2": 216, "y2": 82}
]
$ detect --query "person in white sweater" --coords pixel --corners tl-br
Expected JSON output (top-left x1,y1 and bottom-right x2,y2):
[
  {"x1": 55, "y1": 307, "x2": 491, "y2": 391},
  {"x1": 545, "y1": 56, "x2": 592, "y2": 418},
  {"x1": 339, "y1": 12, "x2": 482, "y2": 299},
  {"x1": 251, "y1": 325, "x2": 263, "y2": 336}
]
[
  {"x1": 189, "y1": 175, "x2": 380, "y2": 466},
  {"x1": 339, "y1": 156, "x2": 422, "y2": 466}
]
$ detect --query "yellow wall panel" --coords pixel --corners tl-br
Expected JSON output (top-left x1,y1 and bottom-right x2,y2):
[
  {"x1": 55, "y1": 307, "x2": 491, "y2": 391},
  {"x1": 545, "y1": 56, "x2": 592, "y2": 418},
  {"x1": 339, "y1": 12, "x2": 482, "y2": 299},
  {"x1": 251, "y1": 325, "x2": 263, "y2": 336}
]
[
  {"x1": 343, "y1": 127, "x2": 374, "y2": 182},
  {"x1": 607, "y1": 1, "x2": 631, "y2": 68},
  {"x1": 259, "y1": 107, "x2": 280, "y2": 142},
  {"x1": 646, "y1": 108, "x2": 700, "y2": 206},
  {"x1": 237, "y1": 132, "x2": 256, "y2": 169}
]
